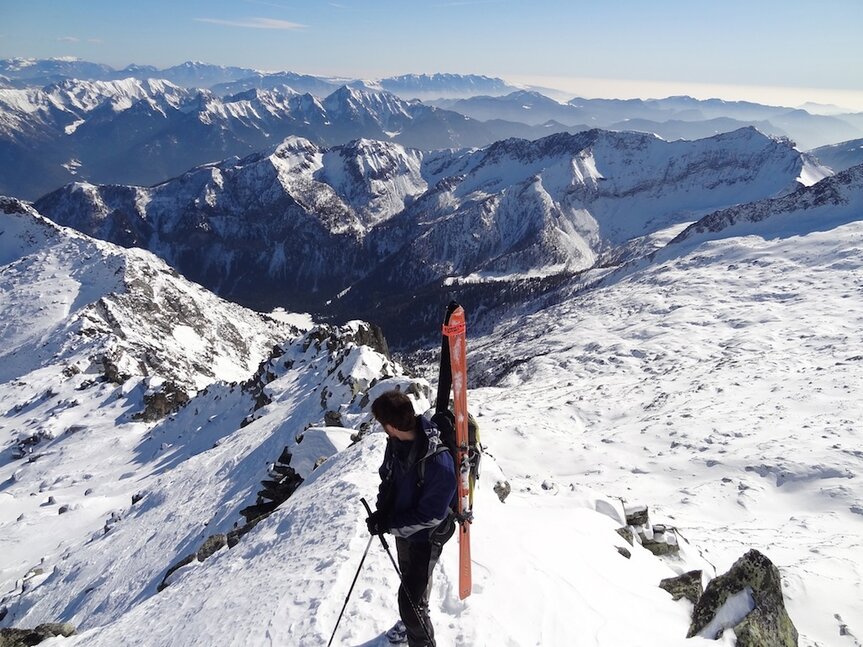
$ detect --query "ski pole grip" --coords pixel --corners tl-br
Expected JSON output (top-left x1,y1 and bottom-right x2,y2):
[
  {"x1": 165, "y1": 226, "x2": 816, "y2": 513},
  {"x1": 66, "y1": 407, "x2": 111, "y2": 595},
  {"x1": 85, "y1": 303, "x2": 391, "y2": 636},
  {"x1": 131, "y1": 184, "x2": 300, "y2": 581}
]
[{"x1": 360, "y1": 497, "x2": 373, "y2": 516}]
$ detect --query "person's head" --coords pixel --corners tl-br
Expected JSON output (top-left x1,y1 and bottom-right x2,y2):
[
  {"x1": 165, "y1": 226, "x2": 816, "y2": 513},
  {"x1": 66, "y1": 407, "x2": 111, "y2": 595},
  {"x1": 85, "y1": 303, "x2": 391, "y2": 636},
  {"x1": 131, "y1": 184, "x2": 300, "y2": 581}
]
[{"x1": 372, "y1": 390, "x2": 416, "y2": 436}]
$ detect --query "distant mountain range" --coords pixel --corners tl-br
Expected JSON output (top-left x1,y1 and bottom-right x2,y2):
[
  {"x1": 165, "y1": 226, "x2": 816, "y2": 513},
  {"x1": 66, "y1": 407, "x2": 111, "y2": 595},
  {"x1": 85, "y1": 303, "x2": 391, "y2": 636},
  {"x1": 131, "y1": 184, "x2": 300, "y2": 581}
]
[
  {"x1": 33, "y1": 127, "x2": 828, "y2": 346},
  {"x1": 0, "y1": 79, "x2": 569, "y2": 199},
  {"x1": 2, "y1": 57, "x2": 861, "y2": 202},
  {"x1": 0, "y1": 58, "x2": 521, "y2": 99},
  {"x1": 433, "y1": 91, "x2": 863, "y2": 150}
]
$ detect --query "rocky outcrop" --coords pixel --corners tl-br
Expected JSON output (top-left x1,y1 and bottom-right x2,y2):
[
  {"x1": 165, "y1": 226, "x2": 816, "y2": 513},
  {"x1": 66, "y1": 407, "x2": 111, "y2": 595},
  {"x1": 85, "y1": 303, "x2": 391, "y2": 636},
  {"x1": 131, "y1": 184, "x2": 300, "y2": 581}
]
[
  {"x1": 134, "y1": 381, "x2": 191, "y2": 422},
  {"x1": 349, "y1": 322, "x2": 390, "y2": 359},
  {"x1": 687, "y1": 549, "x2": 798, "y2": 646},
  {"x1": 660, "y1": 570, "x2": 703, "y2": 605},
  {"x1": 240, "y1": 446, "x2": 304, "y2": 524},
  {"x1": 622, "y1": 504, "x2": 680, "y2": 557},
  {"x1": 0, "y1": 623, "x2": 76, "y2": 646},
  {"x1": 196, "y1": 534, "x2": 227, "y2": 562}
]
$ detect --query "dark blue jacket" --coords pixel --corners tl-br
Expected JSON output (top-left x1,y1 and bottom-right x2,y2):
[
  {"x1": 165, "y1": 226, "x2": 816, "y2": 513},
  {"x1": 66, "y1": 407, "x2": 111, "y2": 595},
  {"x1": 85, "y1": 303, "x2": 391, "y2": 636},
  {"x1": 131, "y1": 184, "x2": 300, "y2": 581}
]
[{"x1": 376, "y1": 415, "x2": 456, "y2": 542}]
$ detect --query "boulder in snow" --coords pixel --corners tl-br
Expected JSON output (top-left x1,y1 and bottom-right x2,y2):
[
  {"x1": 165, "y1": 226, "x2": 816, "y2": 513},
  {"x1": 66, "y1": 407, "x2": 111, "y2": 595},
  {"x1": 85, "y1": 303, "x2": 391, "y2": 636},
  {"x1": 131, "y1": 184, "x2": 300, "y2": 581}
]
[{"x1": 687, "y1": 549, "x2": 798, "y2": 646}]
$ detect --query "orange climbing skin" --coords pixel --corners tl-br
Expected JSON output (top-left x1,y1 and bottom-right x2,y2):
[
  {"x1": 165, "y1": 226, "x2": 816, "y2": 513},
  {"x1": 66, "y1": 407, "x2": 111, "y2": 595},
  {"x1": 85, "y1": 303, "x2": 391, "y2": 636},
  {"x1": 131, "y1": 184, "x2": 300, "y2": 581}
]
[{"x1": 443, "y1": 306, "x2": 472, "y2": 600}]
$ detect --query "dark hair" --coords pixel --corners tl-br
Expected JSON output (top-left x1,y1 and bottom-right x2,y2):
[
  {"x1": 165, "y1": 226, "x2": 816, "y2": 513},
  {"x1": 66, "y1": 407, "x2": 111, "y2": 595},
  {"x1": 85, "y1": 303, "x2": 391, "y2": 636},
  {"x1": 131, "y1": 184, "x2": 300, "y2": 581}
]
[{"x1": 371, "y1": 390, "x2": 416, "y2": 431}]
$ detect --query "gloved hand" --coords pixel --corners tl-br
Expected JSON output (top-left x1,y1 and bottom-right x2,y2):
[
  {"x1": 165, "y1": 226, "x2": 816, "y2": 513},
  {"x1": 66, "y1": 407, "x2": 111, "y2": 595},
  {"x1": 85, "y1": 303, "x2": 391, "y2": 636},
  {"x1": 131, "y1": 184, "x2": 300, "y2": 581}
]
[{"x1": 366, "y1": 509, "x2": 388, "y2": 536}]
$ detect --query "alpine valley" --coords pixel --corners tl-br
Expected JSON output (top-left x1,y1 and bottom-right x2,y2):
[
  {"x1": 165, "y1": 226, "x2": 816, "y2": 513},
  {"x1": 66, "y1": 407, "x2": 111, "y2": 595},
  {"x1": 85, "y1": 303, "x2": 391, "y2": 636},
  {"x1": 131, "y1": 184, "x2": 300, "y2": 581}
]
[{"x1": 1, "y1": 58, "x2": 862, "y2": 647}]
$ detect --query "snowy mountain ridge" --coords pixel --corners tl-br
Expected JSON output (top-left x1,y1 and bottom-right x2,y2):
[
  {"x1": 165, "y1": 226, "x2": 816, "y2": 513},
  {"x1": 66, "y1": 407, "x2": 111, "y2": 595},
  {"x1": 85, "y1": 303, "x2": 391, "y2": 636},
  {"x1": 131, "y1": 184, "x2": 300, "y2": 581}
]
[
  {"x1": 0, "y1": 80, "x2": 565, "y2": 200},
  {"x1": 35, "y1": 127, "x2": 829, "y2": 345},
  {"x1": 0, "y1": 58, "x2": 522, "y2": 99},
  {"x1": 0, "y1": 197, "x2": 293, "y2": 397},
  {"x1": 670, "y1": 162, "x2": 863, "y2": 246}
]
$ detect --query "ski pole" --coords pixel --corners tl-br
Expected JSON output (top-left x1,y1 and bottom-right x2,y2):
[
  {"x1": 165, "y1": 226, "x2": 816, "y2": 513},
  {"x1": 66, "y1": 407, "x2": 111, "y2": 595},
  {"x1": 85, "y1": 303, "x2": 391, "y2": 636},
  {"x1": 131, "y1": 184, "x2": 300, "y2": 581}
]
[
  {"x1": 360, "y1": 498, "x2": 434, "y2": 646},
  {"x1": 327, "y1": 533, "x2": 374, "y2": 647}
]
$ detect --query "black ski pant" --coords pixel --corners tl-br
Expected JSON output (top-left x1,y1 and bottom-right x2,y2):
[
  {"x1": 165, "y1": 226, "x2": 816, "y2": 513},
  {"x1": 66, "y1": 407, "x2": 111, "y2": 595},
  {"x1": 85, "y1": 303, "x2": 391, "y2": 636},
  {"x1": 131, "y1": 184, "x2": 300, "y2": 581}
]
[{"x1": 395, "y1": 537, "x2": 442, "y2": 647}]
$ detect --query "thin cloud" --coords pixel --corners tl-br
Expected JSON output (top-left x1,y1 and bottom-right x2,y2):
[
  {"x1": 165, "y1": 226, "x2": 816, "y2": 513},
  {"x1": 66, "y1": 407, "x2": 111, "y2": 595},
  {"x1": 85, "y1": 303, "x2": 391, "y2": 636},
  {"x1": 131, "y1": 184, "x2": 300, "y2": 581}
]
[
  {"x1": 57, "y1": 36, "x2": 81, "y2": 43},
  {"x1": 195, "y1": 17, "x2": 306, "y2": 30},
  {"x1": 88, "y1": 38, "x2": 103, "y2": 44}
]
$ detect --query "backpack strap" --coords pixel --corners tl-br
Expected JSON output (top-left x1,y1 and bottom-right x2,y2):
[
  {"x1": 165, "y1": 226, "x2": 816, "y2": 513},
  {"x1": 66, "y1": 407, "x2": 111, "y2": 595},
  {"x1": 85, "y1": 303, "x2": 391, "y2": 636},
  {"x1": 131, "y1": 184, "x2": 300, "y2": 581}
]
[{"x1": 416, "y1": 444, "x2": 451, "y2": 489}]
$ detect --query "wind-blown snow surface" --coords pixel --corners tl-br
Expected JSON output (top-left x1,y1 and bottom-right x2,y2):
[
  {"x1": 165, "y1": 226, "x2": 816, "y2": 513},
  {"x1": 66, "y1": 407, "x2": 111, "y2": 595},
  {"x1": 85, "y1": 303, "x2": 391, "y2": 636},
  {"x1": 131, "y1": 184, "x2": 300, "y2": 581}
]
[
  {"x1": 4, "y1": 172, "x2": 863, "y2": 646},
  {"x1": 469, "y1": 181, "x2": 863, "y2": 646}
]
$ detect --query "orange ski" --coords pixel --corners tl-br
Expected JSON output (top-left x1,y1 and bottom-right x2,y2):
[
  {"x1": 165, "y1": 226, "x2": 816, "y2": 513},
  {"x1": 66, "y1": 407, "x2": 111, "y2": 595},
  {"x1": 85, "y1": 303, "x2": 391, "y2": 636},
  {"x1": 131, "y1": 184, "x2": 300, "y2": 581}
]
[{"x1": 443, "y1": 305, "x2": 472, "y2": 600}]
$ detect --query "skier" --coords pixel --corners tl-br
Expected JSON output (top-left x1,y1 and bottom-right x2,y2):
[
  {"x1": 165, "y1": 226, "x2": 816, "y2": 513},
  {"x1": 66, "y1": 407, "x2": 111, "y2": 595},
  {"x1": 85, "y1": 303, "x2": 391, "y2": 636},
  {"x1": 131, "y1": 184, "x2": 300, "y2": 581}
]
[{"x1": 366, "y1": 390, "x2": 457, "y2": 647}]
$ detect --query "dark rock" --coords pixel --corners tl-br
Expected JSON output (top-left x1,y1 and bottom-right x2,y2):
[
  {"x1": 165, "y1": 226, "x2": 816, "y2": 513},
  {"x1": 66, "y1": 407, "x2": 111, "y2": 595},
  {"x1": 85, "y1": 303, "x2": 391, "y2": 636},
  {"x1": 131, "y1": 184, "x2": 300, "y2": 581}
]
[
  {"x1": 616, "y1": 527, "x2": 634, "y2": 546},
  {"x1": 660, "y1": 570, "x2": 703, "y2": 604},
  {"x1": 624, "y1": 504, "x2": 649, "y2": 526},
  {"x1": 493, "y1": 480, "x2": 511, "y2": 503},
  {"x1": 277, "y1": 446, "x2": 292, "y2": 465},
  {"x1": 196, "y1": 534, "x2": 227, "y2": 561},
  {"x1": 58, "y1": 505, "x2": 70, "y2": 515},
  {"x1": 134, "y1": 382, "x2": 190, "y2": 422},
  {"x1": 227, "y1": 513, "x2": 268, "y2": 548},
  {"x1": 131, "y1": 492, "x2": 144, "y2": 505},
  {"x1": 269, "y1": 463, "x2": 296, "y2": 477},
  {"x1": 635, "y1": 522, "x2": 679, "y2": 556},
  {"x1": 158, "y1": 554, "x2": 195, "y2": 592},
  {"x1": 239, "y1": 501, "x2": 279, "y2": 524},
  {"x1": 349, "y1": 323, "x2": 390, "y2": 359},
  {"x1": 616, "y1": 546, "x2": 631, "y2": 559},
  {"x1": 101, "y1": 354, "x2": 132, "y2": 385},
  {"x1": 687, "y1": 549, "x2": 798, "y2": 646},
  {"x1": 324, "y1": 410, "x2": 343, "y2": 427},
  {"x1": 62, "y1": 364, "x2": 81, "y2": 378},
  {"x1": 642, "y1": 537, "x2": 680, "y2": 557},
  {"x1": 0, "y1": 622, "x2": 77, "y2": 646}
]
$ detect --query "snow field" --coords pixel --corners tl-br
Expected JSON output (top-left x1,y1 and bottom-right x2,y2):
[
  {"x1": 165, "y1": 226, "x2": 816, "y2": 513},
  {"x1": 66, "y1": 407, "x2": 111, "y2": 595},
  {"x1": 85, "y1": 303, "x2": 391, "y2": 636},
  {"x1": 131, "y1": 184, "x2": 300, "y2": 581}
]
[{"x1": 470, "y1": 220, "x2": 863, "y2": 646}]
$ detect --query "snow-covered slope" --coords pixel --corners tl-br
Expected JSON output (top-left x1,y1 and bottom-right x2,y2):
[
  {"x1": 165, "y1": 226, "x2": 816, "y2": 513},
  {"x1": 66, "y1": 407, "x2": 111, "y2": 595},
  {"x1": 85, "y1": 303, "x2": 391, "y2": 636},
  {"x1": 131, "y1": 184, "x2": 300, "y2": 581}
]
[
  {"x1": 1, "y1": 199, "x2": 730, "y2": 646},
  {"x1": 669, "y1": 162, "x2": 863, "y2": 245},
  {"x1": 5, "y1": 167, "x2": 860, "y2": 646},
  {"x1": 465, "y1": 181, "x2": 863, "y2": 647},
  {"x1": 0, "y1": 197, "x2": 292, "y2": 395},
  {"x1": 809, "y1": 137, "x2": 863, "y2": 173},
  {"x1": 340, "y1": 128, "x2": 825, "y2": 334}
]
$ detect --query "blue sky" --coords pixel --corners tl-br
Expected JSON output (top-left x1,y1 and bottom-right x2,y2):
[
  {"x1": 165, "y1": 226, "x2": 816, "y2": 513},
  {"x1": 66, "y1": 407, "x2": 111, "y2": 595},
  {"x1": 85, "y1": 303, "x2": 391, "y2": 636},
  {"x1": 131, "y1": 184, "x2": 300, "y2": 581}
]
[{"x1": 1, "y1": 0, "x2": 861, "y2": 108}]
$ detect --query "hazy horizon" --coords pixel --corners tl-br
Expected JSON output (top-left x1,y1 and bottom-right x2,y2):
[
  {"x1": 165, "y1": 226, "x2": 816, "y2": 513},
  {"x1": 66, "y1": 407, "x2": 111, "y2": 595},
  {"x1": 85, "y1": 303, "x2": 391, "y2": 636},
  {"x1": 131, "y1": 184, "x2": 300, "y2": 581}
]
[{"x1": 1, "y1": 0, "x2": 861, "y2": 111}]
